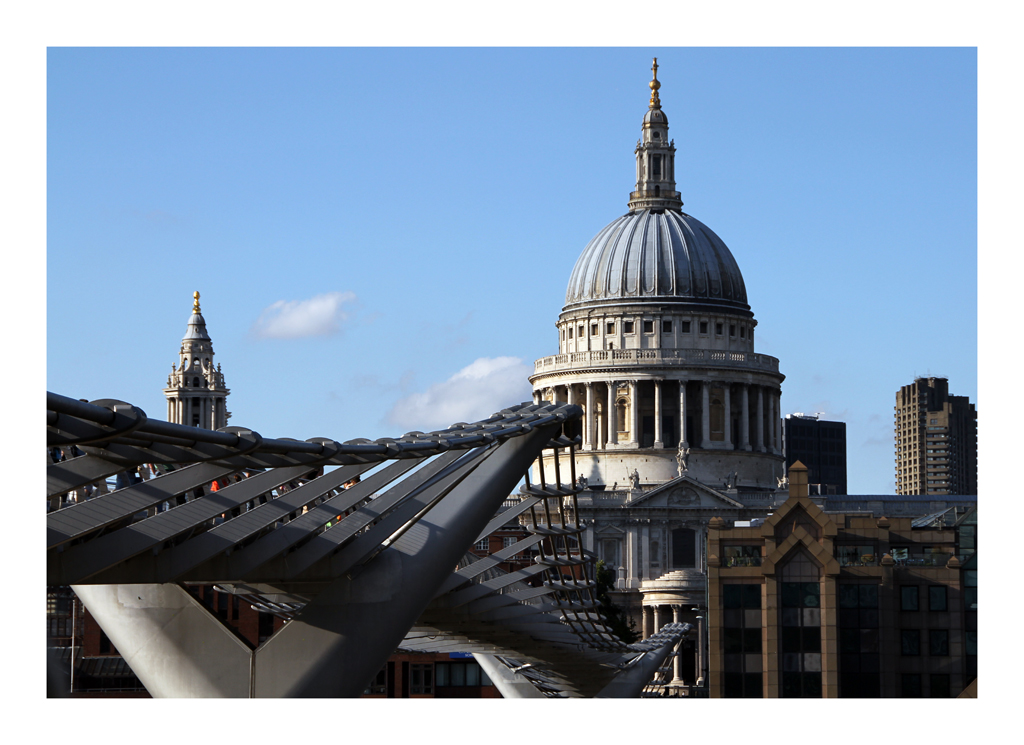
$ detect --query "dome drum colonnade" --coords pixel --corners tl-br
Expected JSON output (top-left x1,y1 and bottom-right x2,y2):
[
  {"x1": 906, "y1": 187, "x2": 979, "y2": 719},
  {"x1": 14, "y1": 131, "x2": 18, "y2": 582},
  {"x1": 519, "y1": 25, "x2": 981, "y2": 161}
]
[{"x1": 529, "y1": 59, "x2": 784, "y2": 492}]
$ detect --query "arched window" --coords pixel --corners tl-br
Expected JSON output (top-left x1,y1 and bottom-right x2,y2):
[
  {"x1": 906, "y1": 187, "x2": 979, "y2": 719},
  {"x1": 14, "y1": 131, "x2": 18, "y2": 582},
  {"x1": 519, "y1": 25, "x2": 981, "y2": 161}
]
[
  {"x1": 193, "y1": 377, "x2": 201, "y2": 388},
  {"x1": 617, "y1": 398, "x2": 628, "y2": 428},
  {"x1": 710, "y1": 387, "x2": 725, "y2": 441},
  {"x1": 655, "y1": 185, "x2": 661, "y2": 196}
]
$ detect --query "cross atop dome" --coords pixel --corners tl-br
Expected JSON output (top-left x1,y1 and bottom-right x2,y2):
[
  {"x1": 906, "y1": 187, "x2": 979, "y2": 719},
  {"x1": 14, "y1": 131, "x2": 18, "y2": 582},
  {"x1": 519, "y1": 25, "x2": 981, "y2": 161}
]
[{"x1": 649, "y1": 57, "x2": 662, "y2": 109}]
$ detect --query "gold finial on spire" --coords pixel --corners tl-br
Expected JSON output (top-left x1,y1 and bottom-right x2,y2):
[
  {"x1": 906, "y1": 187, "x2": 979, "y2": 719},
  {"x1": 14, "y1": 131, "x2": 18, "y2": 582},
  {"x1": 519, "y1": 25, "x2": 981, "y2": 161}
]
[
  {"x1": 193, "y1": 290, "x2": 201, "y2": 313},
  {"x1": 649, "y1": 57, "x2": 661, "y2": 108}
]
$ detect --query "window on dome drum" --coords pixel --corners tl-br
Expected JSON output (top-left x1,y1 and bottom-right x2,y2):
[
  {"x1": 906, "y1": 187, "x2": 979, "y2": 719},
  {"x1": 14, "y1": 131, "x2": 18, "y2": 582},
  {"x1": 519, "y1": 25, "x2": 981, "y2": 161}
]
[
  {"x1": 578, "y1": 325, "x2": 584, "y2": 338},
  {"x1": 740, "y1": 327, "x2": 745, "y2": 338},
  {"x1": 730, "y1": 324, "x2": 736, "y2": 337},
  {"x1": 607, "y1": 322, "x2": 615, "y2": 334},
  {"x1": 643, "y1": 320, "x2": 654, "y2": 333},
  {"x1": 681, "y1": 321, "x2": 691, "y2": 333},
  {"x1": 662, "y1": 320, "x2": 672, "y2": 333},
  {"x1": 591, "y1": 324, "x2": 598, "y2": 336},
  {"x1": 699, "y1": 321, "x2": 708, "y2": 334},
  {"x1": 716, "y1": 323, "x2": 723, "y2": 336},
  {"x1": 568, "y1": 327, "x2": 573, "y2": 339},
  {"x1": 624, "y1": 321, "x2": 634, "y2": 334}
]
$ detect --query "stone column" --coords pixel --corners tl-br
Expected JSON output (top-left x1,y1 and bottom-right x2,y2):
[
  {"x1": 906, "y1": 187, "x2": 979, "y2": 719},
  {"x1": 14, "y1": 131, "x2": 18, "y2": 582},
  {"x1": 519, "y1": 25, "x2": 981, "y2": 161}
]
[
  {"x1": 775, "y1": 391, "x2": 783, "y2": 455},
  {"x1": 567, "y1": 384, "x2": 576, "y2": 407},
  {"x1": 767, "y1": 389, "x2": 776, "y2": 454},
  {"x1": 642, "y1": 606, "x2": 652, "y2": 640},
  {"x1": 723, "y1": 384, "x2": 732, "y2": 449},
  {"x1": 697, "y1": 613, "x2": 707, "y2": 686},
  {"x1": 756, "y1": 386, "x2": 765, "y2": 452},
  {"x1": 653, "y1": 380, "x2": 664, "y2": 448},
  {"x1": 627, "y1": 526, "x2": 639, "y2": 589},
  {"x1": 671, "y1": 605, "x2": 683, "y2": 684},
  {"x1": 641, "y1": 524, "x2": 650, "y2": 580},
  {"x1": 679, "y1": 380, "x2": 688, "y2": 447},
  {"x1": 740, "y1": 383, "x2": 751, "y2": 451},
  {"x1": 630, "y1": 380, "x2": 641, "y2": 447},
  {"x1": 653, "y1": 605, "x2": 662, "y2": 634},
  {"x1": 533, "y1": 389, "x2": 541, "y2": 405},
  {"x1": 585, "y1": 383, "x2": 595, "y2": 450},
  {"x1": 607, "y1": 381, "x2": 618, "y2": 445},
  {"x1": 701, "y1": 381, "x2": 710, "y2": 449}
]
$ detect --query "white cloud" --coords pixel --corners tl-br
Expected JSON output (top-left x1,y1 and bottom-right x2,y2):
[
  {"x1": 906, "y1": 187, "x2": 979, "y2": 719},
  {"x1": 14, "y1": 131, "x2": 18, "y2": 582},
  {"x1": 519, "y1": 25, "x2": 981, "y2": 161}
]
[
  {"x1": 387, "y1": 357, "x2": 534, "y2": 431},
  {"x1": 252, "y1": 292, "x2": 356, "y2": 339}
]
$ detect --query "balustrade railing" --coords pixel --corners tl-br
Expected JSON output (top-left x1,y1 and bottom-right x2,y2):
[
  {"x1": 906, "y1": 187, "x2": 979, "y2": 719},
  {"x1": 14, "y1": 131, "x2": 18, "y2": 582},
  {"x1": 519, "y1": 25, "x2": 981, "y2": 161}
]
[{"x1": 534, "y1": 348, "x2": 779, "y2": 374}]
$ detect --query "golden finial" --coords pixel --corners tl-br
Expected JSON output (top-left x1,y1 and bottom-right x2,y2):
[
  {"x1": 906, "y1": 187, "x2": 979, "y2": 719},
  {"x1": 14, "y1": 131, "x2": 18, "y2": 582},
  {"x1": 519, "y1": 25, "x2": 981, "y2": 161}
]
[
  {"x1": 649, "y1": 57, "x2": 662, "y2": 109},
  {"x1": 193, "y1": 290, "x2": 201, "y2": 313}
]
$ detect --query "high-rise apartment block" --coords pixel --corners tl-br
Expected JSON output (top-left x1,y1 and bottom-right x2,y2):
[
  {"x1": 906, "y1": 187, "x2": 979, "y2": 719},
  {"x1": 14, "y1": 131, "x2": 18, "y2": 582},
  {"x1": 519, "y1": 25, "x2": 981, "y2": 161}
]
[
  {"x1": 784, "y1": 414, "x2": 847, "y2": 495},
  {"x1": 894, "y1": 378, "x2": 976, "y2": 496}
]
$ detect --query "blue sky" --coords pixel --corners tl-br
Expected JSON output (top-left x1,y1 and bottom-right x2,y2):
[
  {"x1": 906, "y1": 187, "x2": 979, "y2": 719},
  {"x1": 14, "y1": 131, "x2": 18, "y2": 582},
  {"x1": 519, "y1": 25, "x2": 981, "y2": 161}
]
[{"x1": 45, "y1": 47, "x2": 977, "y2": 494}]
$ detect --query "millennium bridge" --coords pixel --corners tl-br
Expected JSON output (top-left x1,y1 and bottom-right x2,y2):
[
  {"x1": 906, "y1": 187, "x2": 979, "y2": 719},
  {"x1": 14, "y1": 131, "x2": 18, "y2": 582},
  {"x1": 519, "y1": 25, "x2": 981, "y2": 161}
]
[{"x1": 47, "y1": 392, "x2": 690, "y2": 697}]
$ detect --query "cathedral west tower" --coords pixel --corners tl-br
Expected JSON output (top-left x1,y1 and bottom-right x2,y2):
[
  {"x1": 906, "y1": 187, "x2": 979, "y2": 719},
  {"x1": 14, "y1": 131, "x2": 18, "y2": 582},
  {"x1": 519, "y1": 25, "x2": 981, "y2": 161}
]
[{"x1": 164, "y1": 291, "x2": 231, "y2": 429}]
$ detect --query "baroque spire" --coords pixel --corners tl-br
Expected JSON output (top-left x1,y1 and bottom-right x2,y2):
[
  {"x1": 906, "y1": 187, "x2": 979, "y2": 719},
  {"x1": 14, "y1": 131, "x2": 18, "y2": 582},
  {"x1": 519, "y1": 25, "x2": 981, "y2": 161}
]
[{"x1": 628, "y1": 58, "x2": 683, "y2": 213}]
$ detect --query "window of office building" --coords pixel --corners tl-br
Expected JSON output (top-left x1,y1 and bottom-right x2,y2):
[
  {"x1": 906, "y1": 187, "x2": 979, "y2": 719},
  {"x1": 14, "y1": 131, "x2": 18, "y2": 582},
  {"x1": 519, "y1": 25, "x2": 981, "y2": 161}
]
[
  {"x1": 901, "y1": 629, "x2": 920, "y2": 656},
  {"x1": 929, "y1": 586, "x2": 947, "y2": 611},
  {"x1": 409, "y1": 664, "x2": 433, "y2": 695},
  {"x1": 929, "y1": 629, "x2": 949, "y2": 656},
  {"x1": 838, "y1": 583, "x2": 880, "y2": 697},
  {"x1": 930, "y1": 673, "x2": 951, "y2": 698},
  {"x1": 722, "y1": 583, "x2": 763, "y2": 698},
  {"x1": 779, "y1": 550, "x2": 822, "y2": 698},
  {"x1": 901, "y1": 673, "x2": 922, "y2": 697},
  {"x1": 364, "y1": 666, "x2": 387, "y2": 695},
  {"x1": 900, "y1": 585, "x2": 919, "y2": 611},
  {"x1": 435, "y1": 661, "x2": 491, "y2": 688}
]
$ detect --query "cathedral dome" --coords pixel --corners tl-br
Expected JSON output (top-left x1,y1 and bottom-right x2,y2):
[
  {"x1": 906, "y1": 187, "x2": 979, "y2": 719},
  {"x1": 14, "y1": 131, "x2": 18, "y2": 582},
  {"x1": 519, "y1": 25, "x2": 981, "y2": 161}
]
[{"x1": 564, "y1": 209, "x2": 749, "y2": 313}]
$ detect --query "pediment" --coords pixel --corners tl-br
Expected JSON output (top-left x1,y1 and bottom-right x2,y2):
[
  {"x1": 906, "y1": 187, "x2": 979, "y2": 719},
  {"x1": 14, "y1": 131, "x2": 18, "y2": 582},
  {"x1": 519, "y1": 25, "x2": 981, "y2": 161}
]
[{"x1": 627, "y1": 476, "x2": 744, "y2": 510}]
